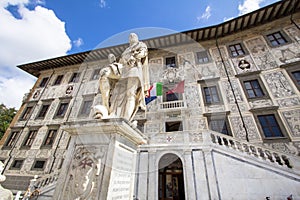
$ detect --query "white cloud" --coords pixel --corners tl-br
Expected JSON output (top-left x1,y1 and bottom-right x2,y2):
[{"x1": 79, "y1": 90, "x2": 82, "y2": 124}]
[
  {"x1": 238, "y1": 0, "x2": 264, "y2": 15},
  {"x1": 0, "y1": 0, "x2": 72, "y2": 108},
  {"x1": 223, "y1": 17, "x2": 234, "y2": 22},
  {"x1": 99, "y1": 0, "x2": 106, "y2": 8},
  {"x1": 197, "y1": 6, "x2": 211, "y2": 21},
  {"x1": 73, "y1": 38, "x2": 84, "y2": 48},
  {"x1": 0, "y1": 75, "x2": 35, "y2": 109}
]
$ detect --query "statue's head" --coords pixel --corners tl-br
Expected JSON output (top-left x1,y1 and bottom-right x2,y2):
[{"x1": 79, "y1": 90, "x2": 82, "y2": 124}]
[
  {"x1": 129, "y1": 33, "x2": 139, "y2": 45},
  {"x1": 108, "y1": 53, "x2": 116, "y2": 64}
]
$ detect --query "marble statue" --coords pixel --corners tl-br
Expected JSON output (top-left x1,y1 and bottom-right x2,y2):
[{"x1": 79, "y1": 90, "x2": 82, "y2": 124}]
[
  {"x1": 0, "y1": 161, "x2": 13, "y2": 200},
  {"x1": 23, "y1": 175, "x2": 39, "y2": 200},
  {"x1": 95, "y1": 33, "x2": 149, "y2": 122},
  {"x1": 99, "y1": 53, "x2": 123, "y2": 112}
]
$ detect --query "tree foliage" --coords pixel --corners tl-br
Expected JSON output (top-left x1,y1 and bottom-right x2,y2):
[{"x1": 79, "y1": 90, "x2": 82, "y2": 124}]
[{"x1": 0, "y1": 104, "x2": 17, "y2": 140}]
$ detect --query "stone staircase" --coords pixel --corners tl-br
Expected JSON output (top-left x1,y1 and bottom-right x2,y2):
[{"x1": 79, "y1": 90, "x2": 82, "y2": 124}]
[
  {"x1": 20, "y1": 171, "x2": 60, "y2": 200},
  {"x1": 202, "y1": 130, "x2": 300, "y2": 178}
]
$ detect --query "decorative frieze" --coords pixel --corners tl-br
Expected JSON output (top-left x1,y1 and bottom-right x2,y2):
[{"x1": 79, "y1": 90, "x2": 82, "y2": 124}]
[
  {"x1": 263, "y1": 71, "x2": 295, "y2": 98},
  {"x1": 185, "y1": 85, "x2": 201, "y2": 108},
  {"x1": 245, "y1": 37, "x2": 278, "y2": 70},
  {"x1": 229, "y1": 116, "x2": 260, "y2": 141},
  {"x1": 248, "y1": 99, "x2": 274, "y2": 109},
  {"x1": 282, "y1": 109, "x2": 300, "y2": 137},
  {"x1": 277, "y1": 97, "x2": 300, "y2": 107},
  {"x1": 221, "y1": 80, "x2": 244, "y2": 104}
]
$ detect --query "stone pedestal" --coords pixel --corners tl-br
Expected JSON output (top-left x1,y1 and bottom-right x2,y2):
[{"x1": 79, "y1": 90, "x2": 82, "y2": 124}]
[{"x1": 53, "y1": 119, "x2": 147, "y2": 200}]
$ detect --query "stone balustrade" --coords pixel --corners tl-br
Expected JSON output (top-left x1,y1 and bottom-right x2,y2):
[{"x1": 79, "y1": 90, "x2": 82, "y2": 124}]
[
  {"x1": 35, "y1": 172, "x2": 60, "y2": 190},
  {"x1": 203, "y1": 131, "x2": 293, "y2": 169},
  {"x1": 160, "y1": 100, "x2": 185, "y2": 109}
]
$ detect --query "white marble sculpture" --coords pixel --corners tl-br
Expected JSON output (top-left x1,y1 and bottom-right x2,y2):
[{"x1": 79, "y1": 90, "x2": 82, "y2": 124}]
[
  {"x1": 0, "y1": 161, "x2": 13, "y2": 200},
  {"x1": 95, "y1": 33, "x2": 149, "y2": 122}
]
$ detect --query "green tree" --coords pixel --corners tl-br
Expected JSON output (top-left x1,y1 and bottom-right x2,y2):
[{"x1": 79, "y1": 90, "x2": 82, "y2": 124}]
[{"x1": 0, "y1": 104, "x2": 17, "y2": 140}]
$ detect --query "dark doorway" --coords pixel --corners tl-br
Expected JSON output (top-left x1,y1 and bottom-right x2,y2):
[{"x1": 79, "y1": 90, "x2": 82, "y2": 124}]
[{"x1": 159, "y1": 154, "x2": 185, "y2": 200}]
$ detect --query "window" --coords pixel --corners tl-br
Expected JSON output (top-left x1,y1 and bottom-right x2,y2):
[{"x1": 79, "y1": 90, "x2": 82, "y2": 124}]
[
  {"x1": 165, "y1": 121, "x2": 183, "y2": 132},
  {"x1": 23, "y1": 130, "x2": 38, "y2": 147},
  {"x1": 291, "y1": 71, "x2": 300, "y2": 85},
  {"x1": 37, "y1": 104, "x2": 50, "y2": 119},
  {"x1": 257, "y1": 114, "x2": 284, "y2": 138},
  {"x1": 31, "y1": 160, "x2": 46, "y2": 170},
  {"x1": 69, "y1": 72, "x2": 80, "y2": 83},
  {"x1": 203, "y1": 86, "x2": 220, "y2": 104},
  {"x1": 53, "y1": 75, "x2": 64, "y2": 85},
  {"x1": 21, "y1": 106, "x2": 33, "y2": 120},
  {"x1": 3, "y1": 131, "x2": 19, "y2": 148},
  {"x1": 196, "y1": 51, "x2": 210, "y2": 64},
  {"x1": 229, "y1": 43, "x2": 245, "y2": 57},
  {"x1": 208, "y1": 118, "x2": 231, "y2": 135},
  {"x1": 10, "y1": 159, "x2": 24, "y2": 169},
  {"x1": 43, "y1": 129, "x2": 57, "y2": 146},
  {"x1": 79, "y1": 99, "x2": 93, "y2": 116},
  {"x1": 165, "y1": 93, "x2": 182, "y2": 102},
  {"x1": 39, "y1": 77, "x2": 49, "y2": 87},
  {"x1": 55, "y1": 102, "x2": 69, "y2": 118},
  {"x1": 267, "y1": 32, "x2": 287, "y2": 47},
  {"x1": 165, "y1": 56, "x2": 176, "y2": 68},
  {"x1": 163, "y1": 82, "x2": 184, "y2": 102},
  {"x1": 243, "y1": 79, "x2": 265, "y2": 98},
  {"x1": 91, "y1": 69, "x2": 101, "y2": 80}
]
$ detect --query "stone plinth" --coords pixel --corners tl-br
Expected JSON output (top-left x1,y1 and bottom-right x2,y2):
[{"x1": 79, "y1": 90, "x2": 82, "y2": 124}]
[{"x1": 53, "y1": 119, "x2": 147, "y2": 200}]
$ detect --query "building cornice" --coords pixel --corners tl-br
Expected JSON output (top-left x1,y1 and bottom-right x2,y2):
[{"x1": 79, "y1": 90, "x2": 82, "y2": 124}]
[{"x1": 18, "y1": 0, "x2": 300, "y2": 77}]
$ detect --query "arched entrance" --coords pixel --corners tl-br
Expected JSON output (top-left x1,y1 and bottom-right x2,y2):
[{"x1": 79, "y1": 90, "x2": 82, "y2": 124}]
[{"x1": 158, "y1": 153, "x2": 185, "y2": 200}]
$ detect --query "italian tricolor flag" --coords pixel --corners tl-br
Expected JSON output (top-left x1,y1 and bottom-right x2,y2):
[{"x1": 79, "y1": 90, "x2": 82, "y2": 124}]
[{"x1": 145, "y1": 82, "x2": 163, "y2": 104}]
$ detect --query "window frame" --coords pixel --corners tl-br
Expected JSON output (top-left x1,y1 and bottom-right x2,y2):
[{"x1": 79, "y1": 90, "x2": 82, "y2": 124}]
[
  {"x1": 31, "y1": 160, "x2": 47, "y2": 171},
  {"x1": 228, "y1": 43, "x2": 246, "y2": 57},
  {"x1": 284, "y1": 64, "x2": 300, "y2": 91},
  {"x1": 252, "y1": 111, "x2": 289, "y2": 141},
  {"x1": 42, "y1": 128, "x2": 58, "y2": 147},
  {"x1": 20, "y1": 106, "x2": 33, "y2": 120},
  {"x1": 54, "y1": 100, "x2": 70, "y2": 118},
  {"x1": 10, "y1": 159, "x2": 24, "y2": 170},
  {"x1": 202, "y1": 85, "x2": 222, "y2": 105},
  {"x1": 69, "y1": 72, "x2": 81, "y2": 83},
  {"x1": 265, "y1": 31, "x2": 289, "y2": 47},
  {"x1": 207, "y1": 116, "x2": 232, "y2": 136},
  {"x1": 165, "y1": 121, "x2": 183, "y2": 132},
  {"x1": 78, "y1": 97, "x2": 94, "y2": 117},
  {"x1": 90, "y1": 68, "x2": 101, "y2": 80},
  {"x1": 36, "y1": 102, "x2": 52, "y2": 119},
  {"x1": 22, "y1": 129, "x2": 38, "y2": 148},
  {"x1": 53, "y1": 74, "x2": 64, "y2": 85},
  {"x1": 195, "y1": 50, "x2": 211, "y2": 64},
  {"x1": 162, "y1": 85, "x2": 183, "y2": 103},
  {"x1": 239, "y1": 75, "x2": 269, "y2": 100},
  {"x1": 39, "y1": 77, "x2": 49, "y2": 88},
  {"x1": 2, "y1": 130, "x2": 19, "y2": 149},
  {"x1": 165, "y1": 56, "x2": 177, "y2": 68}
]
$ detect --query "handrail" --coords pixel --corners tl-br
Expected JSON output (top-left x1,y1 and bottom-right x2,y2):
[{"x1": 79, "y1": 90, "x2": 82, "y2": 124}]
[
  {"x1": 160, "y1": 100, "x2": 185, "y2": 109},
  {"x1": 203, "y1": 131, "x2": 293, "y2": 169}
]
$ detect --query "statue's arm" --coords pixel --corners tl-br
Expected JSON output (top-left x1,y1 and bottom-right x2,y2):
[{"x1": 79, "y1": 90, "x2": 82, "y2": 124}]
[{"x1": 134, "y1": 43, "x2": 148, "y2": 59}]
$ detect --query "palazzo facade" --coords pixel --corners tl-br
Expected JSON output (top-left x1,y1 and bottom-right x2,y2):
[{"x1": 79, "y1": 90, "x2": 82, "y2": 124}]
[{"x1": 1, "y1": 0, "x2": 300, "y2": 199}]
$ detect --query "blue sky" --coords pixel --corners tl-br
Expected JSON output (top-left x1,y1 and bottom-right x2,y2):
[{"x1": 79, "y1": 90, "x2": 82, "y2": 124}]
[{"x1": 0, "y1": 0, "x2": 280, "y2": 108}]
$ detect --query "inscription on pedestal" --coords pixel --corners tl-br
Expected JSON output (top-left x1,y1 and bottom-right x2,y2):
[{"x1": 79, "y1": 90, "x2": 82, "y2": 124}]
[{"x1": 107, "y1": 141, "x2": 136, "y2": 200}]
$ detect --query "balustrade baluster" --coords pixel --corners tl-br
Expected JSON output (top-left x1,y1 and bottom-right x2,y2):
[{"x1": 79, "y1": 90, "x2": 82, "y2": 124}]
[
  {"x1": 250, "y1": 146, "x2": 258, "y2": 157},
  {"x1": 281, "y1": 155, "x2": 292, "y2": 168}
]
